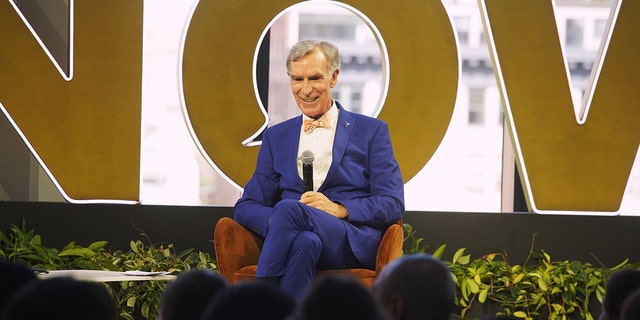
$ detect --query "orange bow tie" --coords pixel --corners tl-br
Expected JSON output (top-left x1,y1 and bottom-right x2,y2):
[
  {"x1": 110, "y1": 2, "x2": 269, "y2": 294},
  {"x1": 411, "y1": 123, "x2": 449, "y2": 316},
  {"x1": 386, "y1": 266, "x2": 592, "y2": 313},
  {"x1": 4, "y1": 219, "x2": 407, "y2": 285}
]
[{"x1": 303, "y1": 116, "x2": 329, "y2": 134}]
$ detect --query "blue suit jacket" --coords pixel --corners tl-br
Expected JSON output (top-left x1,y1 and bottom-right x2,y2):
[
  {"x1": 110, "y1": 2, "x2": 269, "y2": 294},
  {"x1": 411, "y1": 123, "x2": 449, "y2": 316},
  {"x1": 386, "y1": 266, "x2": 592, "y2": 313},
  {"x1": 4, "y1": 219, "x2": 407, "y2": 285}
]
[{"x1": 234, "y1": 103, "x2": 404, "y2": 268}]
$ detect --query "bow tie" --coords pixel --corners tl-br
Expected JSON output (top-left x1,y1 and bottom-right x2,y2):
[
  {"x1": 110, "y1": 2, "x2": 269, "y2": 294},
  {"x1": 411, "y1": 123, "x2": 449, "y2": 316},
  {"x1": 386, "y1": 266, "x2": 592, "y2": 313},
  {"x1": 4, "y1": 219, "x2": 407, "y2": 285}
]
[{"x1": 303, "y1": 115, "x2": 329, "y2": 134}]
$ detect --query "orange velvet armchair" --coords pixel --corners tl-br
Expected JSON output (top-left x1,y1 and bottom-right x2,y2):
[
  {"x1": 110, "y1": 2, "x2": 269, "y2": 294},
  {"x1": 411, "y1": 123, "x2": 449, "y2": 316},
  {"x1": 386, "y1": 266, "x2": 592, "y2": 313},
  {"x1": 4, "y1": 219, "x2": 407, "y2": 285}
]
[{"x1": 213, "y1": 217, "x2": 404, "y2": 287}]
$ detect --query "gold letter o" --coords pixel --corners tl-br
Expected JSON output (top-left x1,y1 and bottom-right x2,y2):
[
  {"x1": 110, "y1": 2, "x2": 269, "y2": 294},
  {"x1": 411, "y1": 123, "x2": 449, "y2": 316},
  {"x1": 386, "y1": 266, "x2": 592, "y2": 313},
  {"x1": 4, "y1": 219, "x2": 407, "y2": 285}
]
[{"x1": 181, "y1": 0, "x2": 458, "y2": 187}]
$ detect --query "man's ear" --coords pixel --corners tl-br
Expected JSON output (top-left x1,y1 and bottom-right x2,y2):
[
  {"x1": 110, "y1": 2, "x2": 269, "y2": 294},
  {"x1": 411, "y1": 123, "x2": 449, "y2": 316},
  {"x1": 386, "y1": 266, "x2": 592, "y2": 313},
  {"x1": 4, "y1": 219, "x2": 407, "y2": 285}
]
[{"x1": 330, "y1": 69, "x2": 340, "y2": 88}]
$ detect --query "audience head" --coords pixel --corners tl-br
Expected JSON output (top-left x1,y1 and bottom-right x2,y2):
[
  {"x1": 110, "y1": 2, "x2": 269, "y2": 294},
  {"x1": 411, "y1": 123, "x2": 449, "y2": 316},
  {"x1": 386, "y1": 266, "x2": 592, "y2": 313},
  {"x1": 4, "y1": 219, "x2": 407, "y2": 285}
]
[
  {"x1": 201, "y1": 280, "x2": 294, "y2": 320},
  {"x1": 292, "y1": 274, "x2": 386, "y2": 320},
  {"x1": 372, "y1": 253, "x2": 456, "y2": 320},
  {"x1": 2, "y1": 276, "x2": 116, "y2": 320},
  {"x1": 620, "y1": 288, "x2": 640, "y2": 320},
  {"x1": 600, "y1": 269, "x2": 640, "y2": 320},
  {"x1": 158, "y1": 269, "x2": 228, "y2": 320},
  {"x1": 0, "y1": 260, "x2": 38, "y2": 316}
]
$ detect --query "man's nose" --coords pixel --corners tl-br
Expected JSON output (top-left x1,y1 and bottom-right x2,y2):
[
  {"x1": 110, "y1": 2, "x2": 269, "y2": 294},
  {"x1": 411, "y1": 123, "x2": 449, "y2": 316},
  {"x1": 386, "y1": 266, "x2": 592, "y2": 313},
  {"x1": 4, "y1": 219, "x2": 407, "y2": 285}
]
[{"x1": 301, "y1": 82, "x2": 313, "y2": 94}]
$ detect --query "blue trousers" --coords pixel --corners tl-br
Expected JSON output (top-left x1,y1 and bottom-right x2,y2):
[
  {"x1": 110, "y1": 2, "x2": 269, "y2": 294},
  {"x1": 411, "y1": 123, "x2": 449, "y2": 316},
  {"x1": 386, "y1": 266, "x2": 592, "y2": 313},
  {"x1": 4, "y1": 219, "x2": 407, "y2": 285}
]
[{"x1": 255, "y1": 199, "x2": 363, "y2": 298}]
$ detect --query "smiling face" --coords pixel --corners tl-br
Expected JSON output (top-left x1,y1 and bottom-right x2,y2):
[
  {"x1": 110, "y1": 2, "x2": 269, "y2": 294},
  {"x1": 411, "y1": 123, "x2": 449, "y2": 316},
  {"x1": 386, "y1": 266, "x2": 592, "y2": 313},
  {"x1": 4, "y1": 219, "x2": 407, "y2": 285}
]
[{"x1": 288, "y1": 48, "x2": 339, "y2": 119}]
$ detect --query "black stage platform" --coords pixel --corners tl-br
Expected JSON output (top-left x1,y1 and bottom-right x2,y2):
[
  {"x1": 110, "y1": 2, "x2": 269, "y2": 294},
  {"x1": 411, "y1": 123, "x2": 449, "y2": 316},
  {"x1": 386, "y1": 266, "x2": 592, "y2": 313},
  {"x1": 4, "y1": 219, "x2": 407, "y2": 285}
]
[{"x1": 1, "y1": 201, "x2": 639, "y2": 266}]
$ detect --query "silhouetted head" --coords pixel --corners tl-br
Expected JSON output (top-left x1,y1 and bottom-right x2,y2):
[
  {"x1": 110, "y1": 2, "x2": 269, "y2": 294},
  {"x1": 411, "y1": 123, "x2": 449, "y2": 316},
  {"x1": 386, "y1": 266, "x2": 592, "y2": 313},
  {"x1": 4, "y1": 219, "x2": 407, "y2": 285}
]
[
  {"x1": 201, "y1": 280, "x2": 294, "y2": 320},
  {"x1": 292, "y1": 274, "x2": 386, "y2": 320},
  {"x1": 158, "y1": 269, "x2": 229, "y2": 320},
  {"x1": 0, "y1": 260, "x2": 38, "y2": 316},
  {"x1": 372, "y1": 254, "x2": 456, "y2": 320},
  {"x1": 600, "y1": 269, "x2": 640, "y2": 320},
  {"x1": 2, "y1": 276, "x2": 116, "y2": 320}
]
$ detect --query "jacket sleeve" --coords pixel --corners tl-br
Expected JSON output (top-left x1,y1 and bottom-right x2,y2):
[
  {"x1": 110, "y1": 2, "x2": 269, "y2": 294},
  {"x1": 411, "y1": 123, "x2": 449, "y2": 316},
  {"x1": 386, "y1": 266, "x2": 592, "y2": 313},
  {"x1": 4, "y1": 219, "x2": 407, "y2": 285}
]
[{"x1": 233, "y1": 130, "x2": 280, "y2": 237}]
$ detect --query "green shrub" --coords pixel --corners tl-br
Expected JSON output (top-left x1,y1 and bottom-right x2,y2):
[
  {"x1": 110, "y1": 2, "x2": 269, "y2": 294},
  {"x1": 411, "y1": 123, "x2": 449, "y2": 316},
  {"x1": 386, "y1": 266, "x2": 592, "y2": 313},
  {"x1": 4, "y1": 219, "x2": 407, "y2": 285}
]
[
  {"x1": 0, "y1": 220, "x2": 216, "y2": 320},
  {"x1": 3, "y1": 221, "x2": 639, "y2": 320},
  {"x1": 402, "y1": 225, "x2": 640, "y2": 320}
]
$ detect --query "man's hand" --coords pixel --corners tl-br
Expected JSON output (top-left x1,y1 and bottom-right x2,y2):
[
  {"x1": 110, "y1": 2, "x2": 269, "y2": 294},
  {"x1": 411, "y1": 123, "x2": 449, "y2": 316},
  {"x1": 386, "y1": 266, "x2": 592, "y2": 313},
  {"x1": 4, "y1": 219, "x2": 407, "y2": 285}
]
[{"x1": 300, "y1": 191, "x2": 348, "y2": 219}]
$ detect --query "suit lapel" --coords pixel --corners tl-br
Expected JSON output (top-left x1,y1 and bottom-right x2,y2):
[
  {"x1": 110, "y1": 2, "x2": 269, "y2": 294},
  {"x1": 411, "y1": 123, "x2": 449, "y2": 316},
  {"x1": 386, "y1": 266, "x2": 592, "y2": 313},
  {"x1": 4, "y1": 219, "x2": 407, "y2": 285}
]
[
  {"x1": 290, "y1": 117, "x2": 304, "y2": 189},
  {"x1": 320, "y1": 104, "x2": 354, "y2": 191}
]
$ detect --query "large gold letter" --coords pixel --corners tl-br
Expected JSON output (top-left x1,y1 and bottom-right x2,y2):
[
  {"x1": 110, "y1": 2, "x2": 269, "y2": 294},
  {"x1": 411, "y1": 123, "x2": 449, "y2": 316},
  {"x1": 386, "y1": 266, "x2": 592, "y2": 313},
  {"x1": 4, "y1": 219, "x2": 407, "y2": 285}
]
[
  {"x1": 480, "y1": 0, "x2": 640, "y2": 212},
  {"x1": 181, "y1": 0, "x2": 458, "y2": 187},
  {"x1": 0, "y1": 1, "x2": 143, "y2": 202}
]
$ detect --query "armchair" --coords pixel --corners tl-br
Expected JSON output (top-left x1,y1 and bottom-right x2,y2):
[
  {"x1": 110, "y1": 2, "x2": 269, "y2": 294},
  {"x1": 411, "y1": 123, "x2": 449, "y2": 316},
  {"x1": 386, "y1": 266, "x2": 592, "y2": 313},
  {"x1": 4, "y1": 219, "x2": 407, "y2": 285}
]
[{"x1": 213, "y1": 217, "x2": 404, "y2": 287}]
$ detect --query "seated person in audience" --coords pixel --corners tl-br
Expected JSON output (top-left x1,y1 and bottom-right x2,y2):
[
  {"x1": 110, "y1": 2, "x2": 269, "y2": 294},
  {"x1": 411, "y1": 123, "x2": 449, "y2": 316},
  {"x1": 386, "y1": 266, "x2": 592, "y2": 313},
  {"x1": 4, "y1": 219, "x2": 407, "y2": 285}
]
[
  {"x1": 157, "y1": 269, "x2": 228, "y2": 320},
  {"x1": 291, "y1": 274, "x2": 386, "y2": 320},
  {"x1": 234, "y1": 39, "x2": 404, "y2": 298},
  {"x1": 372, "y1": 253, "x2": 456, "y2": 320},
  {"x1": 200, "y1": 280, "x2": 295, "y2": 320},
  {"x1": 599, "y1": 269, "x2": 640, "y2": 320},
  {"x1": 1, "y1": 277, "x2": 116, "y2": 320},
  {"x1": 0, "y1": 259, "x2": 38, "y2": 316}
]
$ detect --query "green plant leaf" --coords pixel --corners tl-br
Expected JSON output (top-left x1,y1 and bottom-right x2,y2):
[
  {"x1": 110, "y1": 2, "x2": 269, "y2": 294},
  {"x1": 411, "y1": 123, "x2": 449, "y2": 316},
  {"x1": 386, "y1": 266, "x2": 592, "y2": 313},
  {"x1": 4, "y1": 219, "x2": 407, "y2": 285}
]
[
  {"x1": 610, "y1": 258, "x2": 629, "y2": 271},
  {"x1": 126, "y1": 296, "x2": 137, "y2": 308},
  {"x1": 513, "y1": 273, "x2": 524, "y2": 284},
  {"x1": 433, "y1": 244, "x2": 446, "y2": 259},
  {"x1": 142, "y1": 301, "x2": 150, "y2": 318},
  {"x1": 453, "y1": 248, "x2": 466, "y2": 264},
  {"x1": 479, "y1": 288, "x2": 489, "y2": 303},
  {"x1": 59, "y1": 248, "x2": 95, "y2": 257},
  {"x1": 538, "y1": 278, "x2": 548, "y2": 291},
  {"x1": 466, "y1": 278, "x2": 479, "y2": 294},
  {"x1": 88, "y1": 241, "x2": 109, "y2": 251},
  {"x1": 120, "y1": 313, "x2": 135, "y2": 320}
]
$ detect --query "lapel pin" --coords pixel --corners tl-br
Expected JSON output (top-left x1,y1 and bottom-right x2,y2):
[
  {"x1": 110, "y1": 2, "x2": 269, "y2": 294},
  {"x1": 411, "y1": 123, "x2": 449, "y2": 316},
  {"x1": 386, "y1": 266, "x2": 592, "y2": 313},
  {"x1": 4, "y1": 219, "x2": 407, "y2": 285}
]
[{"x1": 344, "y1": 121, "x2": 351, "y2": 128}]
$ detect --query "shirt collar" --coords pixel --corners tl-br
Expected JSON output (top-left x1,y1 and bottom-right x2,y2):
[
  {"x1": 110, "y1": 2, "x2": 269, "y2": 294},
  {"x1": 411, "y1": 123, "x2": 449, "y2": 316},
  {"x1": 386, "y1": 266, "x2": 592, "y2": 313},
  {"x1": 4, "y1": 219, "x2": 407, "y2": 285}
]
[{"x1": 302, "y1": 100, "x2": 339, "y2": 129}]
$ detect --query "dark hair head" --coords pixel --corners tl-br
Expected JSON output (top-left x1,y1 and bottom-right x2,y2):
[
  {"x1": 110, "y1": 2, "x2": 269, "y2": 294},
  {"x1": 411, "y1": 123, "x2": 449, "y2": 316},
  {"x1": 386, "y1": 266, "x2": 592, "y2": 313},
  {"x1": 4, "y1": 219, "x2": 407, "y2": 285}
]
[
  {"x1": 2, "y1": 276, "x2": 116, "y2": 320},
  {"x1": 294, "y1": 275, "x2": 385, "y2": 320},
  {"x1": 602, "y1": 269, "x2": 640, "y2": 320},
  {"x1": 0, "y1": 259, "x2": 38, "y2": 316},
  {"x1": 158, "y1": 269, "x2": 228, "y2": 320},
  {"x1": 620, "y1": 288, "x2": 640, "y2": 320},
  {"x1": 372, "y1": 254, "x2": 456, "y2": 320},
  {"x1": 201, "y1": 280, "x2": 294, "y2": 320}
]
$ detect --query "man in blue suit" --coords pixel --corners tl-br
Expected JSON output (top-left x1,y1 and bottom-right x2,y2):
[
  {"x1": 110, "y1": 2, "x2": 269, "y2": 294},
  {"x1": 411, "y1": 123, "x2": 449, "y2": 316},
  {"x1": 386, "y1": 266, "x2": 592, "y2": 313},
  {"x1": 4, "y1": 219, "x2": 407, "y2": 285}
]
[{"x1": 234, "y1": 40, "x2": 404, "y2": 298}]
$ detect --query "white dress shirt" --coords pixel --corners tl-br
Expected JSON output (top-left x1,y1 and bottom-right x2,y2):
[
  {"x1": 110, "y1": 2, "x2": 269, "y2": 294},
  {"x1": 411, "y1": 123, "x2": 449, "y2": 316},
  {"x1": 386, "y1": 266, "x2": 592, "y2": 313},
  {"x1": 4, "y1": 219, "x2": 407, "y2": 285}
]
[{"x1": 297, "y1": 102, "x2": 339, "y2": 191}]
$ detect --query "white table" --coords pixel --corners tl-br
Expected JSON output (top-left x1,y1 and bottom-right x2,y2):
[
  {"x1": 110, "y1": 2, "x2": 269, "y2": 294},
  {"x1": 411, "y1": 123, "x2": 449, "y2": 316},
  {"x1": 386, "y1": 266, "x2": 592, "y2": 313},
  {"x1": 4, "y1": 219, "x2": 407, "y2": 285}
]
[{"x1": 37, "y1": 270, "x2": 176, "y2": 282}]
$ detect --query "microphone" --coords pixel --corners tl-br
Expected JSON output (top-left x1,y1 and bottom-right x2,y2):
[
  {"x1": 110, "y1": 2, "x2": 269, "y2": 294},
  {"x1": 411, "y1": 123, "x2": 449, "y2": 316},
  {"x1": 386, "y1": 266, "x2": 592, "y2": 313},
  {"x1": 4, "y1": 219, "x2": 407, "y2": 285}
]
[{"x1": 301, "y1": 150, "x2": 314, "y2": 192}]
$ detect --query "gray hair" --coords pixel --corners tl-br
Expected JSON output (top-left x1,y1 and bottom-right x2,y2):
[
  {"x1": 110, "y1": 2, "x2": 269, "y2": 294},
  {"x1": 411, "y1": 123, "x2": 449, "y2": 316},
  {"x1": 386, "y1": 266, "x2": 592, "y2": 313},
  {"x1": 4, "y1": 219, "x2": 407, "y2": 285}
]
[{"x1": 286, "y1": 40, "x2": 341, "y2": 75}]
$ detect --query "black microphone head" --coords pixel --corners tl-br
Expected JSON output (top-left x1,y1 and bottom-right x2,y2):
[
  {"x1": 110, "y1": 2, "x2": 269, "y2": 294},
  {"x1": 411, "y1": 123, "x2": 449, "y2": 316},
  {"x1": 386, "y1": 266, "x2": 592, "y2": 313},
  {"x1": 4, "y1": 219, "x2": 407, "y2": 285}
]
[{"x1": 301, "y1": 150, "x2": 314, "y2": 165}]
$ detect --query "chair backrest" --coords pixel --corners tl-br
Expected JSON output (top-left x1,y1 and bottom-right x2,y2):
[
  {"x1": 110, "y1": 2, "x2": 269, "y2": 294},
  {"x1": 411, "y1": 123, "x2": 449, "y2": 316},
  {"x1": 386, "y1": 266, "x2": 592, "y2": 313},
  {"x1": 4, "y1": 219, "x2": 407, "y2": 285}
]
[
  {"x1": 213, "y1": 217, "x2": 263, "y2": 282},
  {"x1": 375, "y1": 220, "x2": 404, "y2": 272}
]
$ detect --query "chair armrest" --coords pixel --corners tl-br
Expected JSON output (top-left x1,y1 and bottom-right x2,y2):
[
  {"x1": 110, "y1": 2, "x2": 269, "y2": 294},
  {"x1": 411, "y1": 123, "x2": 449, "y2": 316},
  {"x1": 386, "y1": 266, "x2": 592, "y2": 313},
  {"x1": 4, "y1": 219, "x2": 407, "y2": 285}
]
[
  {"x1": 375, "y1": 221, "x2": 404, "y2": 272},
  {"x1": 213, "y1": 217, "x2": 263, "y2": 282}
]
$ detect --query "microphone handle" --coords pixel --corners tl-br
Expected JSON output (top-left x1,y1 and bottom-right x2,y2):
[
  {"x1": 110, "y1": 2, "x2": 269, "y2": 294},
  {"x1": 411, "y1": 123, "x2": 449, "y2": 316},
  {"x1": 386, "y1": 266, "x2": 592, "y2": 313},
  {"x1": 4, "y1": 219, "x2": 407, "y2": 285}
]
[{"x1": 303, "y1": 163, "x2": 314, "y2": 192}]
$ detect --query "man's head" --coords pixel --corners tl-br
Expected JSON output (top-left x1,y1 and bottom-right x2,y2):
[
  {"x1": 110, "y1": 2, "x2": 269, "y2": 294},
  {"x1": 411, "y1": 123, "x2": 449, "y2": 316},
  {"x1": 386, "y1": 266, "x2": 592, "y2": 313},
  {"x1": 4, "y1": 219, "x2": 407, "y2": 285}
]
[
  {"x1": 293, "y1": 275, "x2": 386, "y2": 320},
  {"x1": 599, "y1": 269, "x2": 640, "y2": 320},
  {"x1": 286, "y1": 40, "x2": 340, "y2": 119},
  {"x1": 158, "y1": 269, "x2": 228, "y2": 320},
  {"x1": 372, "y1": 254, "x2": 456, "y2": 320}
]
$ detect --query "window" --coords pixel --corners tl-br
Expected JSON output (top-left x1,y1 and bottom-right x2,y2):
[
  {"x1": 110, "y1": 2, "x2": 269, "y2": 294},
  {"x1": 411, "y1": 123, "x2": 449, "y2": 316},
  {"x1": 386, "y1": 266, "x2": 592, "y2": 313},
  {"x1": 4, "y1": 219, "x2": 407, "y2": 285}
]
[
  {"x1": 468, "y1": 88, "x2": 485, "y2": 125},
  {"x1": 565, "y1": 19, "x2": 584, "y2": 47},
  {"x1": 453, "y1": 16, "x2": 471, "y2": 45}
]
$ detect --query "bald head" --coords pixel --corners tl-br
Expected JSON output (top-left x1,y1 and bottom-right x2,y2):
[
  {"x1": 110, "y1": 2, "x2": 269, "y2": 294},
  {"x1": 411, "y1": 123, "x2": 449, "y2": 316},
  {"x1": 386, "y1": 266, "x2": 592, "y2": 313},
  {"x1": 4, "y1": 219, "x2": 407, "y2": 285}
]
[{"x1": 372, "y1": 254, "x2": 456, "y2": 320}]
